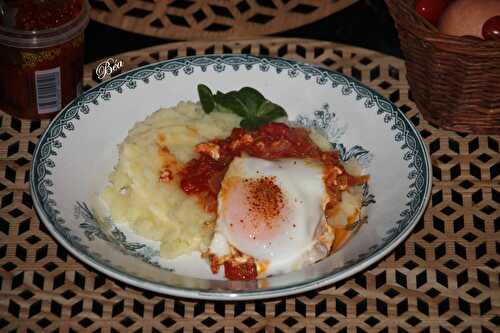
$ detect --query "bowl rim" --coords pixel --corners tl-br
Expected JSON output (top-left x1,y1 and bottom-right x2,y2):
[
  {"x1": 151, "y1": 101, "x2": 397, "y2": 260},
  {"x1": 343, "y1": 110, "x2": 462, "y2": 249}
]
[{"x1": 30, "y1": 54, "x2": 432, "y2": 300}]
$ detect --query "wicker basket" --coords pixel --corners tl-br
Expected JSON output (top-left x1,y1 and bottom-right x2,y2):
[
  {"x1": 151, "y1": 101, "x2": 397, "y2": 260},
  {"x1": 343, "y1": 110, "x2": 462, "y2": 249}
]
[{"x1": 385, "y1": 0, "x2": 500, "y2": 134}]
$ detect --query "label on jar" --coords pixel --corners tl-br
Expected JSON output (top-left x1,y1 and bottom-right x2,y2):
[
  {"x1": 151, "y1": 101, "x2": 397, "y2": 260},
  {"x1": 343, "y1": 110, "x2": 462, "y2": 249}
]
[{"x1": 35, "y1": 67, "x2": 62, "y2": 114}]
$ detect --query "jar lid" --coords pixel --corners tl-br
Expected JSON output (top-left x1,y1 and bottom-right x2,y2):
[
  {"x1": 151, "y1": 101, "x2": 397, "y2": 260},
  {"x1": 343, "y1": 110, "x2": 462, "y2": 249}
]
[{"x1": 0, "y1": 0, "x2": 90, "y2": 49}]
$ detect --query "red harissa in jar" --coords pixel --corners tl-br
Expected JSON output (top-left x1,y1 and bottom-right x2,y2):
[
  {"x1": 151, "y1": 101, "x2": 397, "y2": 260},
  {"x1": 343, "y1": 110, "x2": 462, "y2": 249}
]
[{"x1": 0, "y1": 0, "x2": 90, "y2": 119}]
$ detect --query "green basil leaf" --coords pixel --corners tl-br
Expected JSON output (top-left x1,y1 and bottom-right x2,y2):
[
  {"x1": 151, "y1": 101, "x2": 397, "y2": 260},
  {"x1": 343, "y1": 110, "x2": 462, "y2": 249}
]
[
  {"x1": 214, "y1": 92, "x2": 248, "y2": 117},
  {"x1": 240, "y1": 117, "x2": 268, "y2": 131},
  {"x1": 198, "y1": 85, "x2": 288, "y2": 128},
  {"x1": 237, "y1": 87, "x2": 266, "y2": 115},
  {"x1": 256, "y1": 100, "x2": 287, "y2": 120},
  {"x1": 212, "y1": 92, "x2": 232, "y2": 113},
  {"x1": 225, "y1": 90, "x2": 240, "y2": 98},
  {"x1": 197, "y1": 84, "x2": 215, "y2": 114}
]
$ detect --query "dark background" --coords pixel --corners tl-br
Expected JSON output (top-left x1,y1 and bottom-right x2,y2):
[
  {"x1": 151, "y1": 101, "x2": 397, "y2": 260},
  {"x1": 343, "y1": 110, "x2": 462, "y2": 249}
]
[{"x1": 84, "y1": 0, "x2": 402, "y2": 64}]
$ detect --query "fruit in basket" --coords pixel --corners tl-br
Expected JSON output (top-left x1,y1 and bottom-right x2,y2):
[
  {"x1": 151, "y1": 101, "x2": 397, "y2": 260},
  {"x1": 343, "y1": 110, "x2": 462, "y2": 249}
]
[
  {"x1": 415, "y1": 0, "x2": 449, "y2": 26},
  {"x1": 438, "y1": 0, "x2": 500, "y2": 39},
  {"x1": 482, "y1": 16, "x2": 500, "y2": 40}
]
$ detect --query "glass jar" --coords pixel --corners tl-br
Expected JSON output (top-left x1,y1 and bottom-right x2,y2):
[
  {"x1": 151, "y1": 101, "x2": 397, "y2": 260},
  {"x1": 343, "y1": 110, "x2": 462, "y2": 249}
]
[{"x1": 0, "y1": 0, "x2": 90, "y2": 119}]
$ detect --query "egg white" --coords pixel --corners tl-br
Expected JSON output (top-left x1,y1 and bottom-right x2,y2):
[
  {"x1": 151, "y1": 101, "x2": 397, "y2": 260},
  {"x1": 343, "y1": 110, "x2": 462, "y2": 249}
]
[{"x1": 209, "y1": 156, "x2": 331, "y2": 276}]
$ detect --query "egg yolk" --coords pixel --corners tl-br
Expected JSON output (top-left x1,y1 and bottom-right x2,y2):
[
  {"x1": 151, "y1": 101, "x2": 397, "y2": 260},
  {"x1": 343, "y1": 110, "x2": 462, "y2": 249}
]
[{"x1": 220, "y1": 175, "x2": 290, "y2": 243}]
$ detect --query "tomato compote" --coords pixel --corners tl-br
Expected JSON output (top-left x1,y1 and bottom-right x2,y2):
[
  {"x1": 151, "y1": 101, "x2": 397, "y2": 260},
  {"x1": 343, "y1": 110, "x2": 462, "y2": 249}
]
[{"x1": 180, "y1": 122, "x2": 367, "y2": 214}]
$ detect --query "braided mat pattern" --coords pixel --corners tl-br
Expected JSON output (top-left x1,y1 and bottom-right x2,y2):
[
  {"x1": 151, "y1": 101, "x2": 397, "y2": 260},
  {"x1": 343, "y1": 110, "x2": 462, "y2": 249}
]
[
  {"x1": 1, "y1": 38, "x2": 499, "y2": 332},
  {"x1": 89, "y1": 0, "x2": 358, "y2": 40}
]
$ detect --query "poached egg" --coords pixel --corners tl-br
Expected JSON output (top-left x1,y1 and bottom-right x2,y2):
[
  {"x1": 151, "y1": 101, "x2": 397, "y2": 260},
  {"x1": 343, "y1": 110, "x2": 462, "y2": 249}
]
[{"x1": 209, "y1": 156, "x2": 334, "y2": 277}]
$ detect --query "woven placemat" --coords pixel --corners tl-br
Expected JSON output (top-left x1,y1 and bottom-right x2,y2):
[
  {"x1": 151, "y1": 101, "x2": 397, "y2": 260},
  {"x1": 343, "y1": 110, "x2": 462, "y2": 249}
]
[
  {"x1": 89, "y1": 0, "x2": 359, "y2": 40},
  {"x1": 1, "y1": 38, "x2": 499, "y2": 332}
]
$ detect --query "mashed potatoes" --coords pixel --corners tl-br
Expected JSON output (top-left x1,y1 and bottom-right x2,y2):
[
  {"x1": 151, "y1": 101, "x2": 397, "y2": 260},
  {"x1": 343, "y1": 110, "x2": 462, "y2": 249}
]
[{"x1": 98, "y1": 102, "x2": 241, "y2": 258}]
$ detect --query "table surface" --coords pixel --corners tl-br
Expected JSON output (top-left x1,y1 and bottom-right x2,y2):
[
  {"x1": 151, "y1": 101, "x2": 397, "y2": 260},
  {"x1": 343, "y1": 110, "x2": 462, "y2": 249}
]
[
  {"x1": 84, "y1": 0, "x2": 404, "y2": 63},
  {"x1": 1, "y1": 38, "x2": 499, "y2": 332}
]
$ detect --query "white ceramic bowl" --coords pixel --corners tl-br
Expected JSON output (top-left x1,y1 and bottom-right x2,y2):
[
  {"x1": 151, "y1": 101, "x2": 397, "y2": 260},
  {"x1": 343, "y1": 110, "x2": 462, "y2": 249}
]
[{"x1": 31, "y1": 55, "x2": 431, "y2": 300}]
